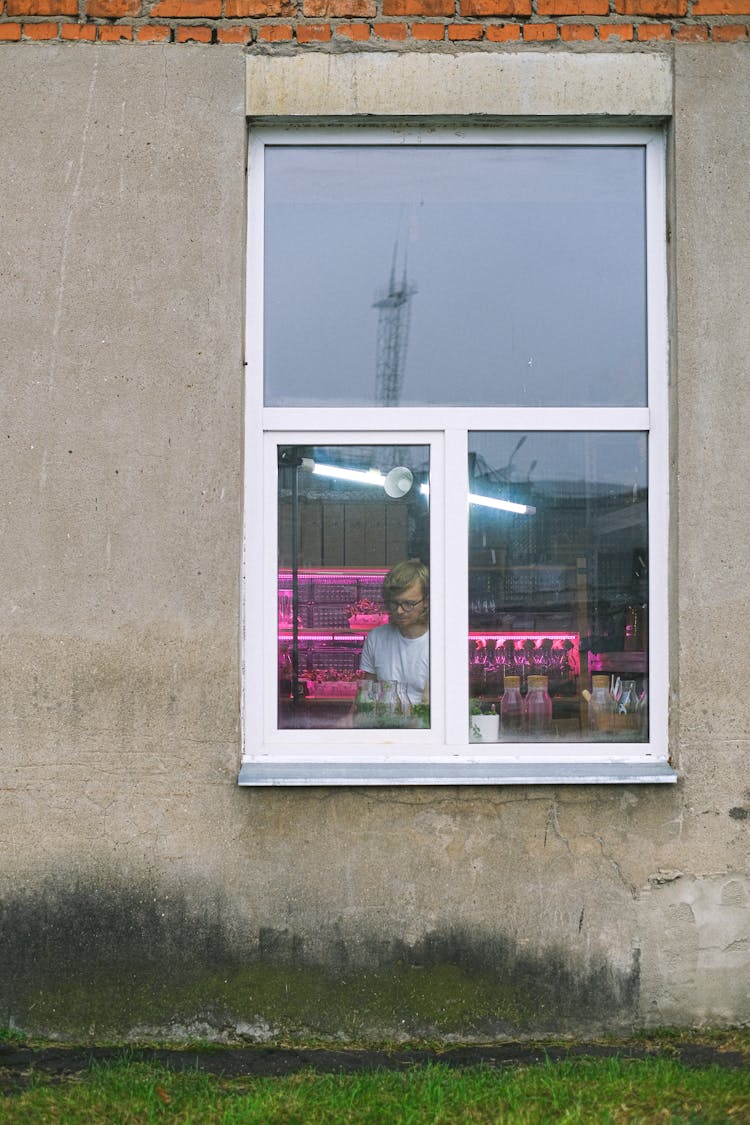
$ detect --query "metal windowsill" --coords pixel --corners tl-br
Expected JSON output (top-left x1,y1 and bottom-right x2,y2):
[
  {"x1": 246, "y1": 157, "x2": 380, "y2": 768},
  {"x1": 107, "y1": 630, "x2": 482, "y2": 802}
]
[{"x1": 239, "y1": 761, "x2": 677, "y2": 787}]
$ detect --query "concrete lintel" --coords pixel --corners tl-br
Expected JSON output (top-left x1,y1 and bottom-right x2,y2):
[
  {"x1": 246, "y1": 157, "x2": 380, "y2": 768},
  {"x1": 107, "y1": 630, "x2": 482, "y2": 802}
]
[{"x1": 246, "y1": 52, "x2": 673, "y2": 120}]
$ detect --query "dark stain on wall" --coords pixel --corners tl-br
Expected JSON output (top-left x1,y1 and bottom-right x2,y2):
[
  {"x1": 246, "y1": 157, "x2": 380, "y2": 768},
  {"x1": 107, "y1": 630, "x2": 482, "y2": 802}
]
[{"x1": 0, "y1": 877, "x2": 640, "y2": 1041}]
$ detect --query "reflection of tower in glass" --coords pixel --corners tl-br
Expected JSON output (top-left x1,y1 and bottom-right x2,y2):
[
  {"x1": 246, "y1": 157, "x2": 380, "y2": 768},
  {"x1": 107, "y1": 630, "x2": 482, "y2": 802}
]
[{"x1": 373, "y1": 245, "x2": 417, "y2": 407}]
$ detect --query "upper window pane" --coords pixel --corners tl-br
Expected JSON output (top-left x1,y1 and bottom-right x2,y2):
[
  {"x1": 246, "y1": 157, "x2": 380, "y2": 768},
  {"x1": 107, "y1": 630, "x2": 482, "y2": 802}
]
[{"x1": 264, "y1": 144, "x2": 647, "y2": 408}]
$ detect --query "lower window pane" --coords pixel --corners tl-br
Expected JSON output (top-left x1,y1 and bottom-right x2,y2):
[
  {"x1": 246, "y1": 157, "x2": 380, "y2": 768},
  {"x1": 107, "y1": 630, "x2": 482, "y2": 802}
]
[
  {"x1": 278, "y1": 444, "x2": 430, "y2": 730},
  {"x1": 468, "y1": 433, "x2": 648, "y2": 743}
]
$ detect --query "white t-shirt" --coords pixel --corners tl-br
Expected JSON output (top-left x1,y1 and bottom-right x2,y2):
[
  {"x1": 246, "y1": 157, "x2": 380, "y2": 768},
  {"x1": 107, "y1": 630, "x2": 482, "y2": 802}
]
[{"x1": 359, "y1": 624, "x2": 429, "y2": 705}]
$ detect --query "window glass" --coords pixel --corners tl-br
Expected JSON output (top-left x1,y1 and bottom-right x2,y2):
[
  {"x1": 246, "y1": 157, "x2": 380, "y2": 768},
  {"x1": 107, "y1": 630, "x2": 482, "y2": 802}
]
[
  {"x1": 264, "y1": 145, "x2": 647, "y2": 408},
  {"x1": 277, "y1": 444, "x2": 430, "y2": 730},
  {"x1": 468, "y1": 432, "x2": 648, "y2": 742}
]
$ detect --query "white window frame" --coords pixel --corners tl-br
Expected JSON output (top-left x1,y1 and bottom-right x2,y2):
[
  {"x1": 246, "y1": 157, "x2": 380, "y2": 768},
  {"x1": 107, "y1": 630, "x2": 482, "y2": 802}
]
[{"x1": 241, "y1": 124, "x2": 674, "y2": 786}]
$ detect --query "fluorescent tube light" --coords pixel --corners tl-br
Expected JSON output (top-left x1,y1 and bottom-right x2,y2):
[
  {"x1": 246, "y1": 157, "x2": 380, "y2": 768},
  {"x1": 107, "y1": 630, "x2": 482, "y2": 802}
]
[
  {"x1": 301, "y1": 462, "x2": 535, "y2": 515},
  {"x1": 420, "y1": 482, "x2": 535, "y2": 516}
]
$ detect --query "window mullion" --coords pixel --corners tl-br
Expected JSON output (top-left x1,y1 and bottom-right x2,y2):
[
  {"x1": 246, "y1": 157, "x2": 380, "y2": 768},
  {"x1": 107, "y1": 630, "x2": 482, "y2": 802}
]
[{"x1": 444, "y1": 428, "x2": 469, "y2": 746}]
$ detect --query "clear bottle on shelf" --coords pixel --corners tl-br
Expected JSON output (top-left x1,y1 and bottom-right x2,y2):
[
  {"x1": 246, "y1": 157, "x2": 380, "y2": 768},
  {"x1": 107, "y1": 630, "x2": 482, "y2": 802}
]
[
  {"x1": 589, "y1": 674, "x2": 616, "y2": 734},
  {"x1": 526, "y1": 674, "x2": 553, "y2": 736},
  {"x1": 376, "y1": 680, "x2": 408, "y2": 727},
  {"x1": 500, "y1": 674, "x2": 525, "y2": 737},
  {"x1": 618, "y1": 679, "x2": 638, "y2": 715},
  {"x1": 354, "y1": 679, "x2": 377, "y2": 727},
  {"x1": 616, "y1": 678, "x2": 641, "y2": 737},
  {"x1": 394, "y1": 681, "x2": 412, "y2": 720}
]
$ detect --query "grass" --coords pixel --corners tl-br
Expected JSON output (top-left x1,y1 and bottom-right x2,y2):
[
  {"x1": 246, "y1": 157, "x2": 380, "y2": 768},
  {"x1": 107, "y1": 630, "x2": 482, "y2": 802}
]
[{"x1": 2, "y1": 1055, "x2": 750, "y2": 1123}]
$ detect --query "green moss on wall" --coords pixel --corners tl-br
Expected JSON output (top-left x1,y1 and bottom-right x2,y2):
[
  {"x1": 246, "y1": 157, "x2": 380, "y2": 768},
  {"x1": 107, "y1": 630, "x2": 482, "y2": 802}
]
[
  {"x1": 17, "y1": 962, "x2": 549, "y2": 1041},
  {"x1": 0, "y1": 878, "x2": 639, "y2": 1042}
]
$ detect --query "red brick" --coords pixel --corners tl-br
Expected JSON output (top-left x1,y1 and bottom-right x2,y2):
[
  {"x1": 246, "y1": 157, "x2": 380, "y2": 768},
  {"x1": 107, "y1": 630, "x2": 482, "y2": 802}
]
[
  {"x1": 712, "y1": 20, "x2": 748, "y2": 35},
  {"x1": 636, "y1": 20, "x2": 671, "y2": 34},
  {"x1": 305, "y1": 0, "x2": 373, "y2": 12},
  {"x1": 335, "y1": 19, "x2": 371, "y2": 34},
  {"x1": 230, "y1": 0, "x2": 291, "y2": 11},
  {"x1": 258, "y1": 20, "x2": 293, "y2": 35},
  {"x1": 86, "y1": 0, "x2": 140, "y2": 15},
  {"x1": 137, "y1": 22, "x2": 172, "y2": 36},
  {"x1": 7, "y1": 0, "x2": 73, "y2": 14},
  {"x1": 523, "y1": 18, "x2": 557, "y2": 34},
  {"x1": 151, "y1": 0, "x2": 220, "y2": 15},
  {"x1": 616, "y1": 0, "x2": 684, "y2": 13},
  {"x1": 599, "y1": 18, "x2": 633, "y2": 33},
  {"x1": 674, "y1": 21, "x2": 708, "y2": 35},
  {"x1": 694, "y1": 0, "x2": 750, "y2": 10},
  {"x1": 448, "y1": 19, "x2": 482, "y2": 32},
  {"x1": 538, "y1": 0, "x2": 606, "y2": 12},
  {"x1": 560, "y1": 19, "x2": 596, "y2": 34},
  {"x1": 485, "y1": 19, "x2": 521, "y2": 34},
  {"x1": 296, "y1": 19, "x2": 332, "y2": 35},
  {"x1": 217, "y1": 22, "x2": 251, "y2": 37},
  {"x1": 23, "y1": 19, "x2": 58, "y2": 33},
  {"x1": 461, "y1": 0, "x2": 529, "y2": 14},
  {"x1": 62, "y1": 20, "x2": 97, "y2": 35},
  {"x1": 411, "y1": 18, "x2": 445, "y2": 32},
  {"x1": 373, "y1": 17, "x2": 407, "y2": 32},
  {"x1": 384, "y1": 0, "x2": 452, "y2": 13},
  {"x1": 0, "y1": 19, "x2": 22, "y2": 33},
  {"x1": 176, "y1": 21, "x2": 211, "y2": 36},
  {"x1": 98, "y1": 21, "x2": 133, "y2": 34}
]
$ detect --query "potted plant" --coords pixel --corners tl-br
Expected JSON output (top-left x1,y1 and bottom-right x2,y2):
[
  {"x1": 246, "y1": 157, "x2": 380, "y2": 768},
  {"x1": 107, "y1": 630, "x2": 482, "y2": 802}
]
[
  {"x1": 347, "y1": 598, "x2": 389, "y2": 629},
  {"x1": 469, "y1": 699, "x2": 499, "y2": 742},
  {"x1": 410, "y1": 702, "x2": 430, "y2": 729}
]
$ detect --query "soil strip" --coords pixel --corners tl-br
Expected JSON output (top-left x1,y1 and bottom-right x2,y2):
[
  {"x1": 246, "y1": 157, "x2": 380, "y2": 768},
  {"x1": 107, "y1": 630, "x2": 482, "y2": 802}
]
[{"x1": 2, "y1": 1040, "x2": 748, "y2": 1094}]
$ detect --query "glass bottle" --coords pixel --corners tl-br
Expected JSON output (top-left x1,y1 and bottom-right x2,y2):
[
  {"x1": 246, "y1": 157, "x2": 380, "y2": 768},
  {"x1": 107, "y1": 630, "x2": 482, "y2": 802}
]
[
  {"x1": 354, "y1": 679, "x2": 376, "y2": 727},
  {"x1": 589, "y1": 674, "x2": 615, "y2": 734},
  {"x1": 394, "y1": 681, "x2": 412, "y2": 720},
  {"x1": 618, "y1": 679, "x2": 638, "y2": 715},
  {"x1": 500, "y1": 674, "x2": 524, "y2": 736},
  {"x1": 376, "y1": 681, "x2": 400, "y2": 725},
  {"x1": 617, "y1": 678, "x2": 639, "y2": 737},
  {"x1": 526, "y1": 674, "x2": 553, "y2": 736}
]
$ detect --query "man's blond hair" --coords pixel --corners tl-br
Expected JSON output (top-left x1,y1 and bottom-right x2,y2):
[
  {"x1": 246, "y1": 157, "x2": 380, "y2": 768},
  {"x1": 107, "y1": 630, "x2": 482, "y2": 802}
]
[{"x1": 382, "y1": 559, "x2": 429, "y2": 600}]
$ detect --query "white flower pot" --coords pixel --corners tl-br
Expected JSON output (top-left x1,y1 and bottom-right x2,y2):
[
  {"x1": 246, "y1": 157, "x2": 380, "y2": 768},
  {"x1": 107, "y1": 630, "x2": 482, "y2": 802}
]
[{"x1": 470, "y1": 713, "x2": 499, "y2": 742}]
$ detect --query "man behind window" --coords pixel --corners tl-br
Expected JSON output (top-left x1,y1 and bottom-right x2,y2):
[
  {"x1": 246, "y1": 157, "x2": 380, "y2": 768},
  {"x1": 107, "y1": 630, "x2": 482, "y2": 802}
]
[{"x1": 359, "y1": 559, "x2": 429, "y2": 707}]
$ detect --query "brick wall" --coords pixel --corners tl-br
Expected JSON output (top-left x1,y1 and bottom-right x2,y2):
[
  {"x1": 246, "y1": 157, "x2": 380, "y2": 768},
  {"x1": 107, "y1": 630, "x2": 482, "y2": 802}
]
[{"x1": 0, "y1": 0, "x2": 748, "y2": 44}]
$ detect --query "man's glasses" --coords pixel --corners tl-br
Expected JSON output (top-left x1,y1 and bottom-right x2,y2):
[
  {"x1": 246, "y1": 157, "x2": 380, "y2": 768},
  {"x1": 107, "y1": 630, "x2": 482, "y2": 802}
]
[{"x1": 384, "y1": 597, "x2": 426, "y2": 613}]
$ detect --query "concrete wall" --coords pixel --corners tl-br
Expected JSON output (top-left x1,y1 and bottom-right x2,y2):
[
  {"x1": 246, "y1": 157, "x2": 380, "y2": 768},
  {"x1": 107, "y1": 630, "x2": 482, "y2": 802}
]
[{"x1": 1, "y1": 43, "x2": 749, "y2": 1041}]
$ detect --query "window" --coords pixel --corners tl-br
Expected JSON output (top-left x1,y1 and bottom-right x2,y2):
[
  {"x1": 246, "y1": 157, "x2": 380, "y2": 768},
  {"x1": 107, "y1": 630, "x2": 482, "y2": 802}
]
[{"x1": 241, "y1": 125, "x2": 673, "y2": 785}]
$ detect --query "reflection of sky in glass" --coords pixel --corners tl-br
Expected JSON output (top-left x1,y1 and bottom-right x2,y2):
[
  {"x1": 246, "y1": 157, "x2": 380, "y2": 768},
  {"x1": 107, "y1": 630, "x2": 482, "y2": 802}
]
[
  {"x1": 264, "y1": 145, "x2": 647, "y2": 408},
  {"x1": 469, "y1": 432, "x2": 647, "y2": 494}
]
